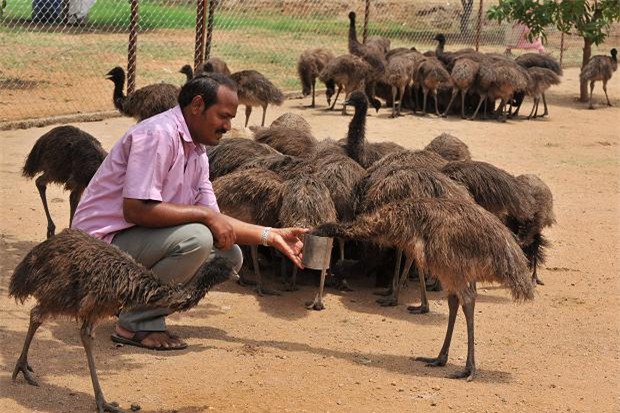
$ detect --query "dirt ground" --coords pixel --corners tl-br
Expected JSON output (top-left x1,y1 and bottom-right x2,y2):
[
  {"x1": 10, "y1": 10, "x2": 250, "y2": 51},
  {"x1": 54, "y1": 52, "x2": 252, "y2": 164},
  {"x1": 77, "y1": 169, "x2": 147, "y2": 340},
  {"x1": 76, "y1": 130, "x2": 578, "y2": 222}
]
[{"x1": 0, "y1": 67, "x2": 619, "y2": 413}]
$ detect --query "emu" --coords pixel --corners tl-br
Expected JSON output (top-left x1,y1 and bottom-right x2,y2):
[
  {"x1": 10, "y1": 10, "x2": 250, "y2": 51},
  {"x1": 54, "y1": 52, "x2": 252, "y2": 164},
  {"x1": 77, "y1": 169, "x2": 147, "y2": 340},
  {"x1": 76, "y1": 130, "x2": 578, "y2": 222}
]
[
  {"x1": 580, "y1": 48, "x2": 618, "y2": 109},
  {"x1": 10, "y1": 228, "x2": 232, "y2": 413},
  {"x1": 230, "y1": 70, "x2": 285, "y2": 127},
  {"x1": 314, "y1": 197, "x2": 533, "y2": 381},
  {"x1": 22, "y1": 125, "x2": 107, "y2": 239}
]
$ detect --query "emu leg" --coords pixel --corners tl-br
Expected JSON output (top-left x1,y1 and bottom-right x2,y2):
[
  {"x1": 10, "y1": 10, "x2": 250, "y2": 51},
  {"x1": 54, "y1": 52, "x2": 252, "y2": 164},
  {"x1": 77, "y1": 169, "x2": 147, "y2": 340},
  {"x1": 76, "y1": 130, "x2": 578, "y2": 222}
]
[
  {"x1": 374, "y1": 248, "x2": 402, "y2": 297},
  {"x1": 80, "y1": 321, "x2": 125, "y2": 413},
  {"x1": 416, "y1": 293, "x2": 459, "y2": 368},
  {"x1": 450, "y1": 295, "x2": 477, "y2": 381},
  {"x1": 460, "y1": 89, "x2": 467, "y2": 119},
  {"x1": 244, "y1": 105, "x2": 252, "y2": 127},
  {"x1": 390, "y1": 86, "x2": 398, "y2": 118},
  {"x1": 397, "y1": 85, "x2": 406, "y2": 116},
  {"x1": 35, "y1": 175, "x2": 55, "y2": 238},
  {"x1": 329, "y1": 86, "x2": 342, "y2": 110},
  {"x1": 12, "y1": 306, "x2": 43, "y2": 386},
  {"x1": 69, "y1": 187, "x2": 84, "y2": 227},
  {"x1": 282, "y1": 266, "x2": 299, "y2": 292},
  {"x1": 311, "y1": 79, "x2": 316, "y2": 108},
  {"x1": 469, "y1": 95, "x2": 486, "y2": 120},
  {"x1": 527, "y1": 98, "x2": 537, "y2": 120},
  {"x1": 306, "y1": 267, "x2": 327, "y2": 311},
  {"x1": 603, "y1": 79, "x2": 612, "y2": 106},
  {"x1": 496, "y1": 99, "x2": 507, "y2": 122},
  {"x1": 376, "y1": 255, "x2": 413, "y2": 307},
  {"x1": 261, "y1": 104, "x2": 268, "y2": 127},
  {"x1": 420, "y1": 89, "x2": 428, "y2": 116},
  {"x1": 541, "y1": 93, "x2": 549, "y2": 117},
  {"x1": 433, "y1": 90, "x2": 441, "y2": 116},
  {"x1": 442, "y1": 89, "x2": 458, "y2": 118},
  {"x1": 588, "y1": 81, "x2": 596, "y2": 109},
  {"x1": 252, "y1": 245, "x2": 280, "y2": 296},
  {"x1": 532, "y1": 254, "x2": 544, "y2": 286},
  {"x1": 407, "y1": 260, "x2": 430, "y2": 314}
]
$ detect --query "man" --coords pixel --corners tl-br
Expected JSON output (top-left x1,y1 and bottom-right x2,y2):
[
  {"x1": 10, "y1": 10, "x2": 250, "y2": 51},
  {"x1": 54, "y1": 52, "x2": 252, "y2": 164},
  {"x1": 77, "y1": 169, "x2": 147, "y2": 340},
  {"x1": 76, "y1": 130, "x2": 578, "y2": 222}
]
[{"x1": 72, "y1": 73, "x2": 306, "y2": 350}]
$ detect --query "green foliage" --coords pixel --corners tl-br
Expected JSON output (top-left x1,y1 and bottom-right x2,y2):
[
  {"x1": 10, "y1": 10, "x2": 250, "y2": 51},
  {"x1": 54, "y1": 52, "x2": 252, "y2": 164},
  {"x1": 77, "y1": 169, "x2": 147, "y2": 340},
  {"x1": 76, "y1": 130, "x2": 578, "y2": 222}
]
[{"x1": 487, "y1": 0, "x2": 620, "y2": 45}]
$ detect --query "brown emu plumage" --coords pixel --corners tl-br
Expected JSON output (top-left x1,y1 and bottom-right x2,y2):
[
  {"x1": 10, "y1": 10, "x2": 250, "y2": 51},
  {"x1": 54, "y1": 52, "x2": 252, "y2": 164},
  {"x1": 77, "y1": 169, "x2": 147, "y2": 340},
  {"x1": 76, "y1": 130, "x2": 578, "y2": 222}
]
[
  {"x1": 525, "y1": 67, "x2": 562, "y2": 118},
  {"x1": 424, "y1": 133, "x2": 471, "y2": 162},
  {"x1": 319, "y1": 54, "x2": 374, "y2": 114},
  {"x1": 384, "y1": 52, "x2": 424, "y2": 117},
  {"x1": 279, "y1": 175, "x2": 337, "y2": 307},
  {"x1": 270, "y1": 112, "x2": 312, "y2": 133},
  {"x1": 253, "y1": 126, "x2": 318, "y2": 158},
  {"x1": 580, "y1": 48, "x2": 618, "y2": 109},
  {"x1": 414, "y1": 57, "x2": 452, "y2": 116},
  {"x1": 443, "y1": 57, "x2": 480, "y2": 118},
  {"x1": 106, "y1": 66, "x2": 179, "y2": 122},
  {"x1": 238, "y1": 153, "x2": 312, "y2": 181},
  {"x1": 516, "y1": 174, "x2": 556, "y2": 285},
  {"x1": 314, "y1": 197, "x2": 533, "y2": 380},
  {"x1": 179, "y1": 58, "x2": 231, "y2": 83},
  {"x1": 230, "y1": 70, "x2": 285, "y2": 127},
  {"x1": 22, "y1": 125, "x2": 107, "y2": 239},
  {"x1": 441, "y1": 160, "x2": 535, "y2": 222},
  {"x1": 207, "y1": 137, "x2": 278, "y2": 180},
  {"x1": 366, "y1": 149, "x2": 448, "y2": 178},
  {"x1": 297, "y1": 48, "x2": 335, "y2": 107},
  {"x1": 10, "y1": 229, "x2": 232, "y2": 412},
  {"x1": 213, "y1": 167, "x2": 285, "y2": 295}
]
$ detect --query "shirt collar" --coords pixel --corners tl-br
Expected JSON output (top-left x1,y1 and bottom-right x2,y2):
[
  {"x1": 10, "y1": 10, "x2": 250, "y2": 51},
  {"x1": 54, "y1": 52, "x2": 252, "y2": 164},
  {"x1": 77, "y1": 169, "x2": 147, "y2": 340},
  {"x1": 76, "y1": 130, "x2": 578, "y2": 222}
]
[{"x1": 171, "y1": 105, "x2": 206, "y2": 155}]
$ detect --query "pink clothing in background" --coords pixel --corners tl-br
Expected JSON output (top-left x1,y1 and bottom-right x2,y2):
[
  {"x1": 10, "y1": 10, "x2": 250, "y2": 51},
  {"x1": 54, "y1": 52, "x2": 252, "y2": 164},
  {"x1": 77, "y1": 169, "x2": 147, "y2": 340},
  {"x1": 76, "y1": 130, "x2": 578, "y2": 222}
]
[
  {"x1": 72, "y1": 105, "x2": 219, "y2": 243},
  {"x1": 507, "y1": 22, "x2": 545, "y2": 53}
]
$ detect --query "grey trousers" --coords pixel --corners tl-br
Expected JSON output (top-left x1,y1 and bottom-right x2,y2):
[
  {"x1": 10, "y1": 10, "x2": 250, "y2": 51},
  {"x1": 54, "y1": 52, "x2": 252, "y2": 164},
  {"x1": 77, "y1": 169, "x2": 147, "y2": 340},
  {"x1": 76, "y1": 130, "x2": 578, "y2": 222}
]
[{"x1": 112, "y1": 223, "x2": 243, "y2": 333}]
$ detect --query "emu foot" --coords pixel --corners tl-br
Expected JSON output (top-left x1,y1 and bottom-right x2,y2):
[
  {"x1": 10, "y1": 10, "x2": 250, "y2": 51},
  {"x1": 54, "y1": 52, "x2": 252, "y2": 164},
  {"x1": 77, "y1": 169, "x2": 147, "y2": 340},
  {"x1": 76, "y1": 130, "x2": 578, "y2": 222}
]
[
  {"x1": 376, "y1": 295, "x2": 398, "y2": 306},
  {"x1": 238, "y1": 276, "x2": 257, "y2": 288},
  {"x1": 281, "y1": 282, "x2": 299, "y2": 292},
  {"x1": 305, "y1": 297, "x2": 325, "y2": 311},
  {"x1": 588, "y1": 105, "x2": 595, "y2": 110},
  {"x1": 373, "y1": 288, "x2": 392, "y2": 297},
  {"x1": 449, "y1": 366, "x2": 476, "y2": 382},
  {"x1": 533, "y1": 274, "x2": 545, "y2": 286},
  {"x1": 12, "y1": 360, "x2": 38, "y2": 386},
  {"x1": 255, "y1": 284, "x2": 281, "y2": 296},
  {"x1": 407, "y1": 304, "x2": 429, "y2": 314},
  {"x1": 100, "y1": 400, "x2": 127, "y2": 413},
  {"x1": 46, "y1": 225, "x2": 56, "y2": 240},
  {"x1": 415, "y1": 354, "x2": 448, "y2": 367}
]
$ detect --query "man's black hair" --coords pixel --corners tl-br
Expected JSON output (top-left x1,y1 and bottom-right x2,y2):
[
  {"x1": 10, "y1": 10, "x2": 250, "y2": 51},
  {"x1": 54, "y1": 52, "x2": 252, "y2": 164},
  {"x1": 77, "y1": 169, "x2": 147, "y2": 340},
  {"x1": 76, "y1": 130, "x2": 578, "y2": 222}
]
[{"x1": 178, "y1": 72, "x2": 237, "y2": 111}]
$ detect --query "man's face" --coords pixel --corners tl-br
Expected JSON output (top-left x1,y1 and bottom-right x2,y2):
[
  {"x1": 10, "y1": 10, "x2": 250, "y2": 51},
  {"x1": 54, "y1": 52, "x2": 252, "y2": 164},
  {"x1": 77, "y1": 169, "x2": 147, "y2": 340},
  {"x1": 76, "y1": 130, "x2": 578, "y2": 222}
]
[{"x1": 190, "y1": 86, "x2": 238, "y2": 146}]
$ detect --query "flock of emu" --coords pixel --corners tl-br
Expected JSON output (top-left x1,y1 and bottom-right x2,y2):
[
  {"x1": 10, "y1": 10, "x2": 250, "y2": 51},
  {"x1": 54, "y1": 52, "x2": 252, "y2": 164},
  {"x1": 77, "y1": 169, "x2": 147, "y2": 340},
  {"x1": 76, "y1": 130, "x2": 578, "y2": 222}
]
[{"x1": 8, "y1": 9, "x2": 617, "y2": 413}]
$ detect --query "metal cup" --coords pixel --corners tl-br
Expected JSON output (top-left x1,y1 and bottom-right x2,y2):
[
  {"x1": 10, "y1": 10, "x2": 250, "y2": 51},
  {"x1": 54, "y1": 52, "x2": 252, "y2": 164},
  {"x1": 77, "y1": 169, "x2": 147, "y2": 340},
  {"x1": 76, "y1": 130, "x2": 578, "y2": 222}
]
[{"x1": 302, "y1": 234, "x2": 333, "y2": 270}]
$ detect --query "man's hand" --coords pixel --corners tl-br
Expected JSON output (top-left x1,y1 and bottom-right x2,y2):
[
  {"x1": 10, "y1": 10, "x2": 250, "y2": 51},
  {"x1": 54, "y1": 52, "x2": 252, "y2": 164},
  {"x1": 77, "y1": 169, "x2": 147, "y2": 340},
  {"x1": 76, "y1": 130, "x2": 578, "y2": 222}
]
[
  {"x1": 206, "y1": 211, "x2": 236, "y2": 250},
  {"x1": 267, "y1": 227, "x2": 308, "y2": 269}
]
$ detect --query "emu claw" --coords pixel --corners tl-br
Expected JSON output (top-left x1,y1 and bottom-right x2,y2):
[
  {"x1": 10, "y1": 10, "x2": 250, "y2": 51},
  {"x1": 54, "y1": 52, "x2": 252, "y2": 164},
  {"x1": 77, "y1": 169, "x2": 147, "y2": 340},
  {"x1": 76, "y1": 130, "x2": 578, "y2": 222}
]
[
  {"x1": 449, "y1": 367, "x2": 475, "y2": 382},
  {"x1": 12, "y1": 361, "x2": 38, "y2": 386},
  {"x1": 407, "y1": 304, "x2": 429, "y2": 314},
  {"x1": 415, "y1": 355, "x2": 447, "y2": 367}
]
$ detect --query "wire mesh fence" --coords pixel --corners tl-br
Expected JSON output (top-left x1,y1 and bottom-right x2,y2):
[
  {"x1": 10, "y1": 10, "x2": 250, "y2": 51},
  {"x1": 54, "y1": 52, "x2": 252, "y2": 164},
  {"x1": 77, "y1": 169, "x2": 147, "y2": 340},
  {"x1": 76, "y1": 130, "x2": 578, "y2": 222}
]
[{"x1": 1, "y1": 0, "x2": 617, "y2": 126}]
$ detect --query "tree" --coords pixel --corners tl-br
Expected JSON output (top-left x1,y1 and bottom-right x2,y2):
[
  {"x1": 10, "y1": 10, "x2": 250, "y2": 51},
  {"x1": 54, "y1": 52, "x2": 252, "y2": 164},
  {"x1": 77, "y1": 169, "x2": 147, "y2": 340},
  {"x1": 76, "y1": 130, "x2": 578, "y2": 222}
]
[{"x1": 487, "y1": 0, "x2": 620, "y2": 102}]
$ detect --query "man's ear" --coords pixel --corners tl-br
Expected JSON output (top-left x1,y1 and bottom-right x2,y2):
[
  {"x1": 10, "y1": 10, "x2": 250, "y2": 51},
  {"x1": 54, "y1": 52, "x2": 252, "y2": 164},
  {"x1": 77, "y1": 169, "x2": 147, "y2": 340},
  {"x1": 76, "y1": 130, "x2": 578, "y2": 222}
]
[{"x1": 190, "y1": 95, "x2": 204, "y2": 114}]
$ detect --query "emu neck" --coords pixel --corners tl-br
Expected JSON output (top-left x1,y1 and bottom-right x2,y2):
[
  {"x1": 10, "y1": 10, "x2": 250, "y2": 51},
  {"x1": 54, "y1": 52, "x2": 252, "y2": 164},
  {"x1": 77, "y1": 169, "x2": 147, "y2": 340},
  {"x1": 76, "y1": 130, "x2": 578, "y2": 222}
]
[
  {"x1": 345, "y1": 102, "x2": 368, "y2": 164},
  {"x1": 349, "y1": 16, "x2": 360, "y2": 52},
  {"x1": 111, "y1": 76, "x2": 126, "y2": 112},
  {"x1": 436, "y1": 39, "x2": 445, "y2": 56}
]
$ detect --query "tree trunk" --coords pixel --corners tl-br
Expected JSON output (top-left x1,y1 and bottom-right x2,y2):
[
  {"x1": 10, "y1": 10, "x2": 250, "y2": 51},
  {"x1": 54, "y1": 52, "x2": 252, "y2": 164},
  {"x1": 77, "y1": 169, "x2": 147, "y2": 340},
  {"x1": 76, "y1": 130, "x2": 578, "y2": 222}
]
[
  {"x1": 460, "y1": 0, "x2": 474, "y2": 35},
  {"x1": 579, "y1": 37, "x2": 593, "y2": 102}
]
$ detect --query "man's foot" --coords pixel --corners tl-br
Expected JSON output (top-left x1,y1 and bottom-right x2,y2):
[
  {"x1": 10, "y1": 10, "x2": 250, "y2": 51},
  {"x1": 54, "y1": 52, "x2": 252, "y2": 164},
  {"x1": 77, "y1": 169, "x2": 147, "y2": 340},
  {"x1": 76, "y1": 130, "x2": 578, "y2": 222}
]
[{"x1": 112, "y1": 325, "x2": 187, "y2": 350}]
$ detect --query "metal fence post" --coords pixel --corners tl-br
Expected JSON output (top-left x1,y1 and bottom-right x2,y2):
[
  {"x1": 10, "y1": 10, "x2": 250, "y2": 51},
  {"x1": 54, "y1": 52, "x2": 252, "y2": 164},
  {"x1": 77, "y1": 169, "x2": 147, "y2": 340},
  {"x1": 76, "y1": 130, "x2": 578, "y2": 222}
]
[
  {"x1": 475, "y1": 0, "x2": 483, "y2": 51},
  {"x1": 194, "y1": 0, "x2": 207, "y2": 70},
  {"x1": 560, "y1": 31, "x2": 565, "y2": 67},
  {"x1": 127, "y1": 0, "x2": 139, "y2": 94},
  {"x1": 363, "y1": 0, "x2": 370, "y2": 43},
  {"x1": 205, "y1": 0, "x2": 217, "y2": 61}
]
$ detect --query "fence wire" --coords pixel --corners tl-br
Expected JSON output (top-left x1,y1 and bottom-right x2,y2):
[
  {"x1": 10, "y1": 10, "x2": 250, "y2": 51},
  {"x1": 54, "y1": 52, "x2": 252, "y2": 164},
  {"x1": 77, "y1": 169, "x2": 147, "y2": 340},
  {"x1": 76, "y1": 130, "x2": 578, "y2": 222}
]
[{"x1": 0, "y1": 0, "x2": 617, "y2": 125}]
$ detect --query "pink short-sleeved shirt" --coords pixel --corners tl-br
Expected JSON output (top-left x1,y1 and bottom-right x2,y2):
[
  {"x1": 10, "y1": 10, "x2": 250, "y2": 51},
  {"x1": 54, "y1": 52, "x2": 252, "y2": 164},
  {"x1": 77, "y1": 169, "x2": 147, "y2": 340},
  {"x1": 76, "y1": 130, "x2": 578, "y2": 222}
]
[{"x1": 72, "y1": 105, "x2": 219, "y2": 243}]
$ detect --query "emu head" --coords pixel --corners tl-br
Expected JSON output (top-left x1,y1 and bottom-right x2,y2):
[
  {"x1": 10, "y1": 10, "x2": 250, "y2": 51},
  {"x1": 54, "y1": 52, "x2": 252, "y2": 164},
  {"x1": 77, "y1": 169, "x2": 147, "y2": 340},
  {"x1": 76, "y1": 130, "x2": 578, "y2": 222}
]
[
  {"x1": 433, "y1": 33, "x2": 446, "y2": 43},
  {"x1": 106, "y1": 66, "x2": 125, "y2": 83},
  {"x1": 343, "y1": 90, "x2": 368, "y2": 111}
]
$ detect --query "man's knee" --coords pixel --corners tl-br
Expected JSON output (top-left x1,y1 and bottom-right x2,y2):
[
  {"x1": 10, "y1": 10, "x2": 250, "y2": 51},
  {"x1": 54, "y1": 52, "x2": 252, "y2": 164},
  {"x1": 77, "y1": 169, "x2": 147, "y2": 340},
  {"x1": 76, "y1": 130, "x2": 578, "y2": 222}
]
[{"x1": 174, "y1": 223, "x2": 214, "y2": 263}]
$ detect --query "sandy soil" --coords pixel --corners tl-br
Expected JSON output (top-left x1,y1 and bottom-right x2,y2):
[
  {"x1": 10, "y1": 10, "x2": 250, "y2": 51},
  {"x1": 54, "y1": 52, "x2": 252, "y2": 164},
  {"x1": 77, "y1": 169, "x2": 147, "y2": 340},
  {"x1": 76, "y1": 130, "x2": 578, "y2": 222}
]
[{"x1": 1, "y1": 67, "x2": 619, "y2": 413}]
